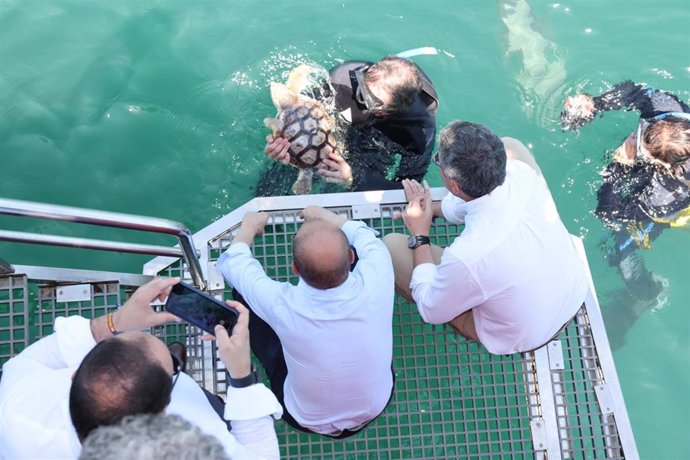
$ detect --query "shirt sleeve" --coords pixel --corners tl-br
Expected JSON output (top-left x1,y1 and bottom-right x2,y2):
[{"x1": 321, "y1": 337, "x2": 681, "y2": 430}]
[
  {"x1": 440, "y1": 192, "x2": 468, "y2": 224},
  {"x1": 216, "y1": 243, "x2": 285, "y2": 324},
  {"x1": 410, "y1": 250, "x2": 486, "y2": 324},
  {"x1": 1, "y1": 316, "x2": 94, "y2": 386},
  {"x1": 341, "y1": 221, "x2": 394, "y2": 287},
  {"x1": 0, "y1": 316, "x2": 95, "y2": 459},
  {"x1": 223, "y1": 384, "x2": 283, "y2": 460}
]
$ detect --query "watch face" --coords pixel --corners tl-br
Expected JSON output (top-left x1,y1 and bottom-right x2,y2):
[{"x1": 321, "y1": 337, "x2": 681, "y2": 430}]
[{"x1": 407, "y1": 234, "x2": 417, "y2": 249}]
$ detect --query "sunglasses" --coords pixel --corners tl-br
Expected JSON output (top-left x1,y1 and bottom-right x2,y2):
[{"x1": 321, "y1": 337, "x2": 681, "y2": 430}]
[{"x1": 354, "y1": 66, "x2": 387, "y2": 112}]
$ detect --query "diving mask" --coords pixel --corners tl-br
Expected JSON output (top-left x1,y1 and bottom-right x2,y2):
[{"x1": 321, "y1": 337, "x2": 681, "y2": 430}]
[{"x1": 354, "y1": 66, "x2": 387, "y2": 112}]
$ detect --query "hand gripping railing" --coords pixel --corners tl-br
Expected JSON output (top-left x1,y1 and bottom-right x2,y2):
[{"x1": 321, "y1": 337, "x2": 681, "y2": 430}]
[{"x1": 0, "y1": 197, "x2": 206, "y2": 289}]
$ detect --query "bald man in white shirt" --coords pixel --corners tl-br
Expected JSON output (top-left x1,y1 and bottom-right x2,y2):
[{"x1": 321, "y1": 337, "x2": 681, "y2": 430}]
[{"x1": 217, "y1": 206, "x2": 395, "y2": 438}]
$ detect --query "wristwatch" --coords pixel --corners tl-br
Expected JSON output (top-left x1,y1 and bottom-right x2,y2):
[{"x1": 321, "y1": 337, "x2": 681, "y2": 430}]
[
  {"x1": 407, "y1": 234, "x2": 431, "y2": 249},
  {"x1": 228, "y1": 365, "x2": 259, "y2": 388}
]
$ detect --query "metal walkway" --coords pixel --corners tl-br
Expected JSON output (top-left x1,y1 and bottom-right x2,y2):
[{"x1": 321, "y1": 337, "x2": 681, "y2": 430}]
[{"x1": 0, "y1": 190, "x2": 638, "y2": 459}]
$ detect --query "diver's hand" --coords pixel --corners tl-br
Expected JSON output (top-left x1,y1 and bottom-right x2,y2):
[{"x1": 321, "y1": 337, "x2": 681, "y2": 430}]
[
  {"x1": 265, "y1": 134, "x2": 291, "y2": 165},
  {"x1": 299, "y1": 206, "x2": 347, "y2": 227},
  {"x1": 317, "y1": 151, "x2": 353, "y2": 188},
  {"x1": 561, "y1": 94, "x2": 596, "y2": 131}
]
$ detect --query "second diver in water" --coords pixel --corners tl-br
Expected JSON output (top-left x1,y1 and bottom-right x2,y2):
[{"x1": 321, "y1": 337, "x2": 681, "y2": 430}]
[{"x1": 562, "y1": 81, "x2": 690, "y2": 345}]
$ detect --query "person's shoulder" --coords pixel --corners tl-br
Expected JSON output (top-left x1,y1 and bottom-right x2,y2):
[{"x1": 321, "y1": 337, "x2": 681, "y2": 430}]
[{"x1": 506, "y1": 158, "x2": 537, "y2": 178}]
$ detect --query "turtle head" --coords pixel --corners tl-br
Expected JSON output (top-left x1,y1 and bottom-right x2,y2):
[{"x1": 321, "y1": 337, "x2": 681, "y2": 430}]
[
  {"x1": 269, "y1": 82, "x2": 300, "y2": 111},
  {"x1": 285, "y1": 64, "x2": 320, "y2": 94}
]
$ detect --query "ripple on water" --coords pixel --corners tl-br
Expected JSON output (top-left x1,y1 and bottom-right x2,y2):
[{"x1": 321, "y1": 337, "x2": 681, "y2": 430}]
[{"x1": 1, "y1": 134, "x2": 67, "y2": 188}]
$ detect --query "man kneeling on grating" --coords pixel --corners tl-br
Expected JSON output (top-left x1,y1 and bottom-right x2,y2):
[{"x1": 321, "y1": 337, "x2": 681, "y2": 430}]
[{"x1": 383, "y1": 121, "x2": 589, "y2": 355}]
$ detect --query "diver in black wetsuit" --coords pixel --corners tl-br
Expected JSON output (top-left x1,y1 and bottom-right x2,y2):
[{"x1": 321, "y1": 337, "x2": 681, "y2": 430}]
[
  {"x1": 562, "y1": 81, "x2": 690, "y2": 345},
  {"x1": 258, "y1": 56, "x2": 438, "y2": 195}
]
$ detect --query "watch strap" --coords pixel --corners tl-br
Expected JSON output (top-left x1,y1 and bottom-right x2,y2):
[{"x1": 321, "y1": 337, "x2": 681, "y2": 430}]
[{"x1": 409, "y1": 234, "x2": 431, "y2": 249}]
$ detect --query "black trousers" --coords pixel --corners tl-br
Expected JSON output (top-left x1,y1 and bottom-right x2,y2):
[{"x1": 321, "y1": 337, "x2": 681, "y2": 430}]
[{"x1": 232, "y1": 288, "x2": 391, "y2": 439}]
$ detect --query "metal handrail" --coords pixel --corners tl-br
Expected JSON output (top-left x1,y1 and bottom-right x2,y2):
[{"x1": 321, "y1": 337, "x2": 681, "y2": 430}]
[{"x1": 0, "y1": 197, "x2": 206, "y2": 289}]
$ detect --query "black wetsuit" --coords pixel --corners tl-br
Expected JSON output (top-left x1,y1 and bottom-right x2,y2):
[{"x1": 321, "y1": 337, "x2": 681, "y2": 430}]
[
  {"x1": 328, "y1": 61, "x2": 438, "y2": 190},
  {"x1": 582, "y1": 81, "x2": 690, "y2": 302},
  {"x1": 254, "y1": 61, "x2": 438, "y2": 196}
]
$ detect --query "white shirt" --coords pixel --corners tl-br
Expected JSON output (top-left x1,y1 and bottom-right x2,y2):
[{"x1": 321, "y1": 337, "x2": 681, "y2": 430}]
[
  {"x1": 217, "y1": 220, "x2": 394, "y2": 434},
  {"x1": 0, "y1": 316, "x2": 283, "y2": 460},
  {"x1": 411, "y1": 160, "x2": 589, "y2": 354}
]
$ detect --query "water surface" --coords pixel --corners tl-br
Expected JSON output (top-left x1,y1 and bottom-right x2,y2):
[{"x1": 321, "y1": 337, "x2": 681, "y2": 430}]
[{"x1": 1, "y1": 1, "x2": 688, "y2": 458}]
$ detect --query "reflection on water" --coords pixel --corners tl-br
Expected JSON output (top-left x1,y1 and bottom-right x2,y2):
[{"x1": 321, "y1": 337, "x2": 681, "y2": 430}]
[{"x1": 499, "y1": 0, "x2": 566, "y2": 127}]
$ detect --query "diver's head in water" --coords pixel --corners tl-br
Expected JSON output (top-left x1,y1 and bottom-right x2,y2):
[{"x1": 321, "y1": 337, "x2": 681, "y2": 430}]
[
  {"x1": 355, "y1": 56, "x2": 423, "y2": 116},
  {"x1": 637, "y1": 115, "x2": 690, "y2": 173}
]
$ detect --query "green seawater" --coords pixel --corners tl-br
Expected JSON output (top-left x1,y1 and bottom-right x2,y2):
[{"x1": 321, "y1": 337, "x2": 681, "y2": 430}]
[{"x1": 0, "y1": 0, "x2": 688, "y2": 458}]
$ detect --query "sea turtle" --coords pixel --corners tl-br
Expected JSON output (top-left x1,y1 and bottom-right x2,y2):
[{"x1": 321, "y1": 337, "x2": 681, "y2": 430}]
[{"x1": 264, "y1": 64, "x2": 339, "y2": 195}]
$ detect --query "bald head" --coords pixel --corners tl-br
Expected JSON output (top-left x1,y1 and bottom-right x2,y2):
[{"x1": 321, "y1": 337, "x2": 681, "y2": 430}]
[{"x1": 293, "y1": 219, "x2": 352, "y2": 289}]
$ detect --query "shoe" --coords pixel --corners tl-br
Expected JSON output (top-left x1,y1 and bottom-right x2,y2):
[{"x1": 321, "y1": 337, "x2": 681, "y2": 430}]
[{"x1": 168, "y1": 341, "x2": 187, "y2": 374}]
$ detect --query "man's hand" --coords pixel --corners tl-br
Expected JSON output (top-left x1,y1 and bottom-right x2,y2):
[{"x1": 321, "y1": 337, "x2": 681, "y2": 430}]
[
  {"x1": 92, "y1": 277, "x2": 181, "y2": 341},
  {"x1": 398, "y1": 179, "x2": 433, "y2": 235},
  {"x1": 299, "y1": 205, "x2": 347, "y2": 227},
  {"x1": 242, "y1": 212, "x2": 269, "y2": 236},
  {"x1": 265, "y1": 134, "x2": 291, "y2": 165},
  {"x1": 214, "y1": 301, "x2": 252, "y2": 379},
  {"x1": 233, "y1": 212, "x2": 269, "y2": 246},
  {"x1": 316, "y1": 151, "x2": 353, "y2": 188}
]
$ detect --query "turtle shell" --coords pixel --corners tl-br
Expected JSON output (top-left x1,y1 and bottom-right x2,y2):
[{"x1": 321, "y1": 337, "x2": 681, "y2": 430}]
[{"x1": 279, "y1": 102, "x2": 338, "y2": 169}]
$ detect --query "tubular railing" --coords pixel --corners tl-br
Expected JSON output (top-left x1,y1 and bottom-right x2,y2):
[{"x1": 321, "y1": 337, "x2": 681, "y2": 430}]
[{"x1": 0, "y1": 198, "x2": 206, "y2": 289}]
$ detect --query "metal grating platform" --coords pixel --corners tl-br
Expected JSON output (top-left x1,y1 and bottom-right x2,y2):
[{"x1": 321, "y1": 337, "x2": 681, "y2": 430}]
[
  {"x1": 145, "y1": 190, "x2": 637, "y2": 459},
  {"x1": 1, "y1": 190, "x2": 638, "y2": 458},
  {"x1": 0, "y1": 275, "x2": 28, "y2": 373}
]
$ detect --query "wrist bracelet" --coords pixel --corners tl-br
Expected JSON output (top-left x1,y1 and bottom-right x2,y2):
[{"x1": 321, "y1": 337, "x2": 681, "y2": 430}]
[
  {"x1": 228, "y1": 367, "x2": 258, "y2": 388},
  {"x1": 106, "y1": 312, "x2": 122, "y2": 336}
]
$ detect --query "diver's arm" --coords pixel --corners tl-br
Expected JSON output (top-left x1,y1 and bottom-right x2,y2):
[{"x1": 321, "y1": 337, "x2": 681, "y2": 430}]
[
  {"x1": 562, "y1": 81, "x2": 651, "y2": 130},
  {"x1": 591, "y1": 81, "x2": 649, "y2": 113}
]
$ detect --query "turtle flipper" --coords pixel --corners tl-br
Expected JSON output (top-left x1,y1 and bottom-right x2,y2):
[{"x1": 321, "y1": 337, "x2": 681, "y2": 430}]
[
  {"x1": 263, "y1": 117, "x2": 284, "y2": 136},
  {"x1": 292, "y1": 168, "x2": 314, "y2": 195}
]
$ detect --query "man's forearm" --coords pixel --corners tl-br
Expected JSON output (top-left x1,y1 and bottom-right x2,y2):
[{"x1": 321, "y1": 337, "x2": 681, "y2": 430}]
[
  {"x1": 413, "y1": 244, "x2": 435, "y2": 267},
  {"x1": 90, "y1": 315, "x2": 114, "y2": 343},
  {"x1": 232, "y1": 226, "x2": 258, "y2": 246}
]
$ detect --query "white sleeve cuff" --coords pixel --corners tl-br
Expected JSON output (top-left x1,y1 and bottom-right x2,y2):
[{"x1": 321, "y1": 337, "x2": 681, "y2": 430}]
[
  {"x1": 410, "y1": 263, "x2": 437, "y2": 291},
  {"x1": 224, "y1": 384, "x2": 284, "y2": 421},
  {"x1": 54, "y1": 316, "x2": 97, "y2": 368}
]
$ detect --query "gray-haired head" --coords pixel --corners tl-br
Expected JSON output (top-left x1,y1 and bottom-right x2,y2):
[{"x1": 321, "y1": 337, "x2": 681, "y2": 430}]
[
  {"x1": 79, "y1": 414, "x2": 228, "y2": 460},
  {"x1": 437, "y1": 121, "x2": 507, "y2": 198}
]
